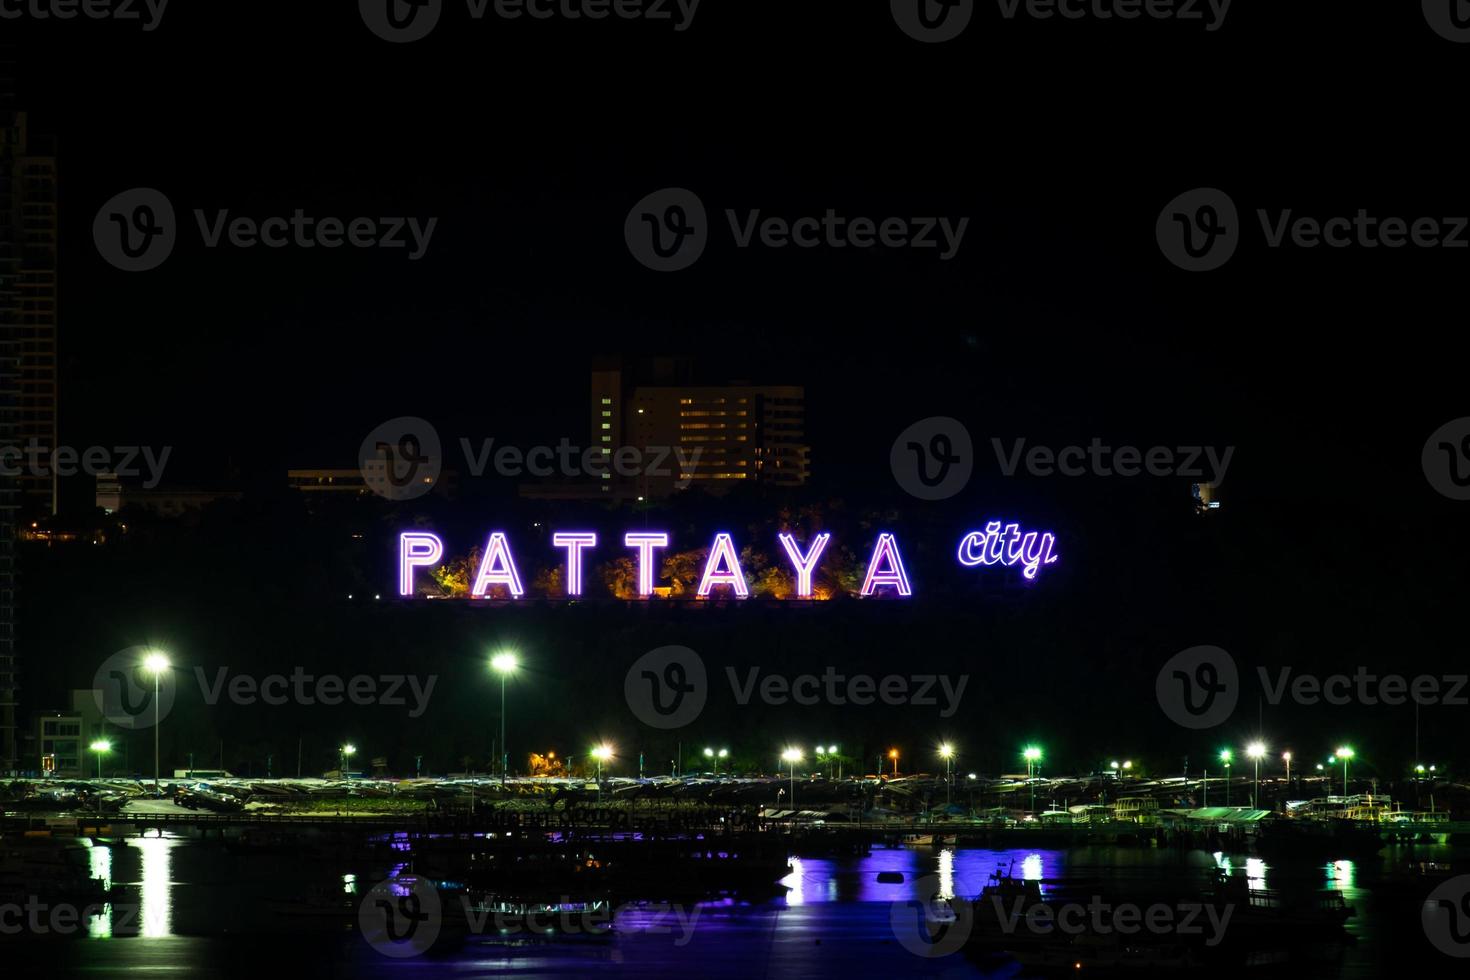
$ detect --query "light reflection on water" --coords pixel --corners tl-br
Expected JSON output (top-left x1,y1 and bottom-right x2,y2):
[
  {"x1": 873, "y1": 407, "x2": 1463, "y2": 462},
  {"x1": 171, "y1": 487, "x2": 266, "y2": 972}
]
[
  {"x1": 45, "y1": 837, "x2": 1442, "y2": 980},
  {"x1": 134, "y1": 836, "x2": 173, "y2": 938}
]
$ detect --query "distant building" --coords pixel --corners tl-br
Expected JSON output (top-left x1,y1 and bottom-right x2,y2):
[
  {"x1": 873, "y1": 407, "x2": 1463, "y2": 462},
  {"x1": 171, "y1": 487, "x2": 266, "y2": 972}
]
[
  {"x1": 523, "y1": 358, "x2": 810, "y2": 500},
  {"x1": 287, "y1": 467, "x2": 457, "y2": 500},
  {"x1": 35, "y1": 691, "x2": 111, "y2": 778},
  {"x1": 1191, "y1": 483, "x2": 1221, "y2": 514},
  {"x1": 0, "y1": 102, "x2": 58, "y2": 774},
  {"x1": 96, "y1": 472, "x2": 242, "y2": 518}
]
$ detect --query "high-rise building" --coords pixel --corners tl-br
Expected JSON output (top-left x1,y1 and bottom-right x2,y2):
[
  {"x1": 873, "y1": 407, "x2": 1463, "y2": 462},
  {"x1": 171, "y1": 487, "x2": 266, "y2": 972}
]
[
  {"x1": 0, "y1": 101, "x2": 58, "y2": 773},
  {"x1": 522, "y1": 357, "x2": 808, "y2": 501},
  {"x1": 0, "y1": 109, "x2": 58, "y2": 515},
  {"x1": 627, "y1": 384, "x2": 809, "y2": 496}
]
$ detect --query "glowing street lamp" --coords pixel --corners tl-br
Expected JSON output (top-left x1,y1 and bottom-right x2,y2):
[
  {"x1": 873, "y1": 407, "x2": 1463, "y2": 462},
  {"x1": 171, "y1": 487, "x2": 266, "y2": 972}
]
[
  {"x1": 592, "y1": 743, "x2": 612, "y2": 800},
  {"x1": 1219, "y1": 749, "x2": 1232, "y2": 806},
  {"x1": 889, "y1": 748, "x2": 899, "y2": 778},
  {"x1": 490, "y1": 652, "x2": 520, "y2": 788},
  {"x1": 781, "y1": 748, "x2": 802, "y2": 810},
  {"x1": 1246, "y1": 742, "x2": 1266, "y2": 809},
  {"x1": 89, "y1": 739, "x2": 111, "y2": 780},
  {"x1": 143, "y1": 651, "x2": 170, "y2": 793},
  {"x1": 340, "y1": 743, "x2": 356, "y2": 777},
  {"x1": 939, "y1": 743, "x2": 954, "y2": 807},
  {"x1": 1023, "y1": 746, "x2": 1042, "y2": 816},
  {"x1": 1335, "y1": 746, "x2": 1354, "y2": 796}
]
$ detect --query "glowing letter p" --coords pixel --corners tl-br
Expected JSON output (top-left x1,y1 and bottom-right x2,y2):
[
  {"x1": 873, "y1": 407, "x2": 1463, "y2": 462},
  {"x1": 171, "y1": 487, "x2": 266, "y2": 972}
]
[{"x1": 399, "y1": 532, "x2": 444, "y2": 597}]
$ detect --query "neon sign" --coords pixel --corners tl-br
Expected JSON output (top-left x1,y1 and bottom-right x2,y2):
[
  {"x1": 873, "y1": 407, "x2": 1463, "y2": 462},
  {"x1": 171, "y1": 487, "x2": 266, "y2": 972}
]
[
  {"x1": 956, "y1": 521, "x2": 1059, "y2": 581},
  {"x1": 398, "y1": 521, "x2": 1059, "y2": 598}
]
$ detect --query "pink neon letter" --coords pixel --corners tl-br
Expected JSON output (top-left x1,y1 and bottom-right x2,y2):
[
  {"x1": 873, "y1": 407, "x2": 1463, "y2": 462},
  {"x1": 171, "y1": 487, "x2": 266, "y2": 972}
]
[
  {"x1": 398, "y1": 532, "x2": 444, "y2": 597},
  {"x1": 624, "y1": 532, "x2": 669, "y2": 597},
  {"x1": 552, "y1": 532, "x2": 597, "y2": 597},
  {"x1": 777, "y1": 532, "x2": 830, "y2": 598},
  {"x1": 698, "y1": 533, "x2": 749, "y2": 597},
  {"x1": 861, "y1": 533, "x2": 912, "y2": 596},
  {"x1": 471, "y1": 532, "x2": 525, "y2": 598}
]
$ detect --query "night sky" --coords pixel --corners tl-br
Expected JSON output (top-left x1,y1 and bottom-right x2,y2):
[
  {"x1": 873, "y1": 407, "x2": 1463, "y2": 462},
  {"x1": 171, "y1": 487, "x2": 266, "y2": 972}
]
[{"x1": 6, "y1": 3, "x2": 1468, "y2": 776}]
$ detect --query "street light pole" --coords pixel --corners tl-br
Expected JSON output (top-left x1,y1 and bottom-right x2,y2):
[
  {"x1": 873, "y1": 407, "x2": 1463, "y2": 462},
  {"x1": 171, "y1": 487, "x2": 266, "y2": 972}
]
[
  {"x1": 491, "y1": 652, "x2": 519, "y2": 789},
  {"x1": 143, "y1": 652, "x2": 170, "y2": 795}
]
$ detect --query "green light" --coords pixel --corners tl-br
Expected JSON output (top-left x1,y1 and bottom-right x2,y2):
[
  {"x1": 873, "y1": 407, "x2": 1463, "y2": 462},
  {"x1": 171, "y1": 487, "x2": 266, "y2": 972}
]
[{"x1": 1023, "y1": 746, "x2": 1042, "y2": 762}]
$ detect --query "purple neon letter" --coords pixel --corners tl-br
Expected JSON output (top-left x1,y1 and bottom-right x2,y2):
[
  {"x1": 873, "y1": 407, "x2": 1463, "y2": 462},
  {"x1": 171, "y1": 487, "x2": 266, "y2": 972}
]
[
  {"x1": 777, "y1": 532, "x2": 831, "y2": 598},
  {"x1": 624, "y1": 532, "x2": 669, "y2": 597},
  {"x1": 860, "y1": 533, "x2": 912, "y2": 596},
  {"x1": 471, "y1": 532, "x2": 526, "y2": 598},
  {"x1": 698, "y1": 533, "x2": 749, "y2": 597},
  {"x1": 552, "y1": 532, "x2": 597, "y2": 597},
  {"x1": 398, "y1": 532, "x2": 444, "y2": 597}
]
